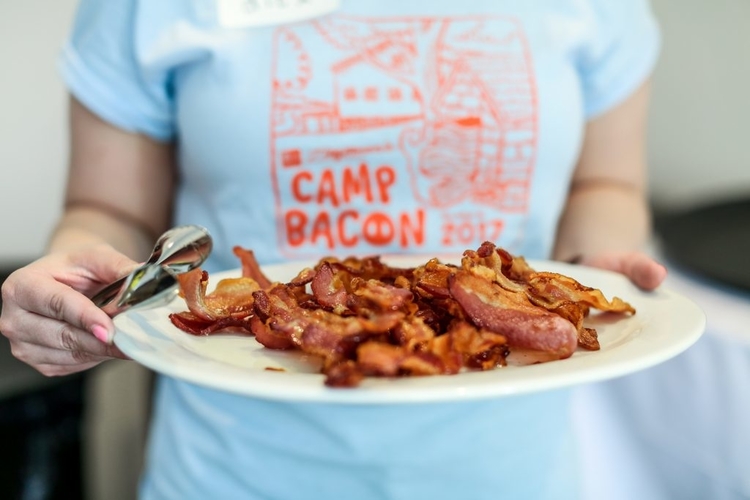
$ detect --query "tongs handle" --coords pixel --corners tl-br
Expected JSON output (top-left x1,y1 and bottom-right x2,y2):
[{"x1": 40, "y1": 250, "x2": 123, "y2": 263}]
[
  {"x1": 92, "y1": 277, "x2": 130, "y2": 309},
  {"x1": 91, "y1": 225, "x2": 212, "y2": 317}
]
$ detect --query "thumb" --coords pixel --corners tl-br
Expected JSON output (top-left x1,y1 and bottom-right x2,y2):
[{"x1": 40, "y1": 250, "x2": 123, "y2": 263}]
[
  {"x1": 581, "y1": 251, "x2": 667, "y2": 291},
  {"x1": 68, "y1": 244, "x2": 141, "y2": 285}
]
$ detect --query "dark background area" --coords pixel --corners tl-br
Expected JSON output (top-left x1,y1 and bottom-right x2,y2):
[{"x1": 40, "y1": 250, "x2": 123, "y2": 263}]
[
  {"x1": 655, "y1": 197, "x2": 750, "y2": 294},
  {"x1": 1, "y1": 265, "x2": 87, "y2": 500}
]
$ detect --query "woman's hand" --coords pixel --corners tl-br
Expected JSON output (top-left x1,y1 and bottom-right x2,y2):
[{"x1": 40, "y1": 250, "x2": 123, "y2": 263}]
[
  {"x1": 579, "y1": 251, "x2": 667, "y2": 291},
  {"x1": 0, "y1": 245, "x2": 137, "y2": 376},
  {"x1": 553, "y1": 80, "x2": 667, "y2": 292}
]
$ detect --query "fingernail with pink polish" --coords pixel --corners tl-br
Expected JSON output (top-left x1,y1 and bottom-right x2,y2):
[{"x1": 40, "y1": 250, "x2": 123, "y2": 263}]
[{"x1": 91, "y1": 324, "x2": 112, "y2": 344}]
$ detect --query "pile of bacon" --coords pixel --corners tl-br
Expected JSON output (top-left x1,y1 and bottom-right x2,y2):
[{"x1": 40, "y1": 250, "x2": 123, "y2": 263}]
[{"x1": 169, "y1": 242, "x2": 635, "y2": 387}]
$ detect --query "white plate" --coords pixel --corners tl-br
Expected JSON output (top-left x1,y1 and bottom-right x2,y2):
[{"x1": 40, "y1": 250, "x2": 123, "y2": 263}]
[{"x1": 113, "y1": 257, "x2": 705, "y2": 404}]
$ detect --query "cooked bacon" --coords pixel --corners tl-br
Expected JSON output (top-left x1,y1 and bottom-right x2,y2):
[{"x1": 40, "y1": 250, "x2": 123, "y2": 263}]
[
  {"x1": 208, "y1": 278, "x2": 261, "y2": 315},
  {"x1": 310, "y1": 262, "x2": 351, "y2": 315},
  {"x1": 329, "y1": 255, "x2": 414, "y2": 283},
  {"x1": 549, "y1": 301, "x2": 598, "y2": 350},
  {"x1": 413, "y1": 259, "x2": 455, "y2": 299},
  {"x1": 463, "y1": 242, "x2": 527, "y2": 293},
  {"x1": 422, "y1": 335, "x2": 464, "y2": 374},
  {"x1": 298, "y1": 311, "x2": 403, "y2": 361},
  {"x1": 449, "y1": 271, "x2": 579, "y2": 359},
  {"x1": 413, "y1": 297, "x2": 466, "y2": 335},
  {"x1": 357, "y1": 344, "x2": 453, "y2": 378},
  {"x1": 525, "y1": 272, "x2": 635, "y2": 315},
  {"x1": 253, "y1": 285, "x2": 300, "y2": 323},
  {"x1": 343, "y1": 320, "x2": 506, "y2": 384},
  {"x1": 168, "y1": 311, "x2": 253, "y2": 336},
  {"x1": 324, "y1": 360, "x2": 364, "y2": 388},
  {"x1": 170, "y1": 241, "x2": 636, "y2": 387},
  {"x1": 493, "y1": 245, "x2": 535, "y2": 281},
  {"x1": 578, "y1": 327, "x2": 600, "y2": 351},
  {"x1": 170, "y1": 262, "x2": 263, "y2": 335},
  {"x1": 443, "y1": 321, "x2": 508, "y2": 370},
  {"x1": 176, "y1": 269, "x2": 212, "y2": 320},
  {"x1": 289, "y1": 267, "x2": 316, "y2": 287},
  {"x1": 255, "y1": 281, "x2": 405, "y2": 366},
  {"x1": 249, "y1": 315, "x2": 296, "y2": 350},
  {"x1": 390, "y1": 315, "x2": 435, "y2": 350},
  {"x1": 302, "y1": 323, "x2": 371, "y2": 362},
  {"x1": 176, "y1": 269, "x2": 260, "y2": 321},
  {"x1": 357, "y1": 343, "x2": 408, "y2": 376},
  {"x1": 233, "y1": 246, "x2": 273, "y2": 288},
  {"x1": 350, "y1": 278, "x2": 413, "y2": 313},
  {"x1": 399, "y1": 352, "x2": 447, "y2": 376}
]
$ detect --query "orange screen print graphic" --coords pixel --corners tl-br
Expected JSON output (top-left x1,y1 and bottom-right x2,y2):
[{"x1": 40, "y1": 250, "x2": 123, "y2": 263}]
[{"x1": 269, "y1": 15, "x2": 538, "y2": 257}]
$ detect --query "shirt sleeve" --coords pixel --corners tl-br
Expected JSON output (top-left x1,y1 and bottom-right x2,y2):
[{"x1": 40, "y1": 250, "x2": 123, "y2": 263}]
[
  {"x1": 58, "y1": 0, "x2": 175, "y2": 141},
  {"x1": 579, "y1": 0, "x2": 661, "y2": 118}
]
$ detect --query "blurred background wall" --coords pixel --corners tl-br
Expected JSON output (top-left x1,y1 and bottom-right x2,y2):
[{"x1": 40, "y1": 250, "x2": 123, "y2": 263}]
[
  {"x1": 647, "y1": 0, "x2": 750, "y2": 210},
  {"x1": 0, "y1": 0, "x2": 748, "y2": 499},
  {"x1": 0, "y1": 1, "x2": 75, "y2": 261}
]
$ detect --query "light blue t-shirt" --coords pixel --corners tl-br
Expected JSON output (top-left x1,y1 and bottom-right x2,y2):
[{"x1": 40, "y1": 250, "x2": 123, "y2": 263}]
[{"x1": 60, "y1": 1, "x2": 659, "y2": 498}]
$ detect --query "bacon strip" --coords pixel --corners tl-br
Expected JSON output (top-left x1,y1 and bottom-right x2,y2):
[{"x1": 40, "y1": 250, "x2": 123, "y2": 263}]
[
  {"x1": 462, "y1": 242, "x2": 527, "y2": 293},
  {"x1": 233, "y1": 246, "x2": 272, "y2": 288},
  {"x1": 175, "y1": 269, "x2": 212, "y2": 320},
  {"x1": 449, "y1": 271, "x2": 578, "y2": 359},
  {"x1": 310, "y1": 262, "x2": 350, "y2": 315},
  {"x1": 526, "y1": 272, "x2": 636, "y2": 314},
  {"x1": 169, "y1": 311, "x2": 252, "y2": 336},
  {"x1": 175, "y1": 269, "x2": 260, "y2": 321}
]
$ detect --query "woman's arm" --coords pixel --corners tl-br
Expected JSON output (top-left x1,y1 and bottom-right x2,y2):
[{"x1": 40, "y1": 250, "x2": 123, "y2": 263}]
[
  {"x1": 51, "y1": 97, "x2": 175, "y2": 258},
  {"x1": 553, "y1": 81, "x2": 666, "y2": 290},
  {"x1": 0, "y1": 97, "x2": 175, "y2": 375}
]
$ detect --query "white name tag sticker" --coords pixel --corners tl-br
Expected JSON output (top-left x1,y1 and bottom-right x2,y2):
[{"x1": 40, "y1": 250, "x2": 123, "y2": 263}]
[{"x1": 217, "y1": 0, "x2": 341, "y2": 28}]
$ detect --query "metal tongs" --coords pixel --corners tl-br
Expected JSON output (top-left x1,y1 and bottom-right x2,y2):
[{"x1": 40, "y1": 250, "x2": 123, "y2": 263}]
[{"x1": 91, "y1": 225, "x2": 213, "y2": 317}]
